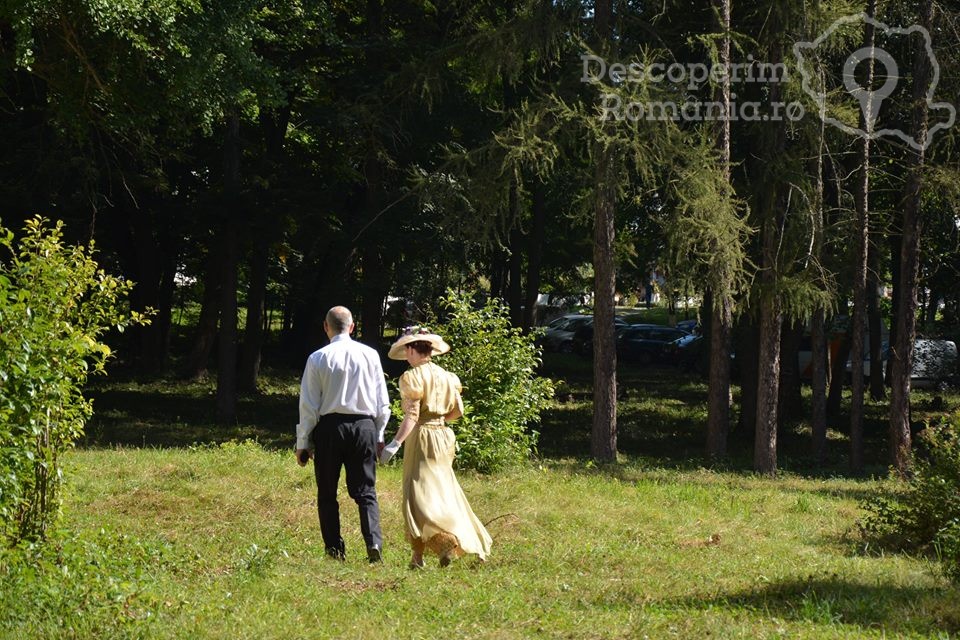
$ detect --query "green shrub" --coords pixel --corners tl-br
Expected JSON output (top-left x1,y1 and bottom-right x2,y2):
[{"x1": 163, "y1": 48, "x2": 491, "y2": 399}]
[
  {"x1": 935, "y1": 519, "x2": 960, "y2": 585},
  {"x1": 0, "y1": 528, "x2": 164, "y2": 637},
  {"x1": 393, "y1": 291, "x2": 554, "y2": 473},
  {"x1": 0, "y1": 218, "x2": 145, "y2": 545},
  {"x1": 859, "y1": 411, "x2": 960, "y2": 584}
]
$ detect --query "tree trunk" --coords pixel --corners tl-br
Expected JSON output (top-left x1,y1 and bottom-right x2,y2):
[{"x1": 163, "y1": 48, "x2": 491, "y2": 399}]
[
  {"x1": 755, "y1": 218, "x2": 782, "y2": 475},
  {"x1": 590, "y1": 0, "x2": 617, "y2": 463},
  {"x1": 810, "y1": 79, "x2": 829, "y2": 465},
  {"x1": 356, "y1": 0, "x2": 389, "y2": 345},
  {"x1": 523, "y1": 178, "x2": 546, "y2": 331},
  {"x1": 811, "y1": 307, "x2": 829, "y2": 463},
  {"x1": 868, "y1": 257, "x2": 885, "y2": 400},
  {"x1": 508, "y1": 179, "x2": 523, "y2": 328},
  {"x1": 924, "y1": 290, "x2": 939, "y2": 333},
  {"x1": 237, "y1": 99, "x2": 291, "y2": 388},
  {"x1": 708, "y1": 294, "x2": 732, "y2": 457},
  {"x1": 122, "y1": 206, "x2": 175, "y2": 375},
  {"x1": 707, "y1": 0, "x2": 732, "y2": 460},
  {"x1": 735, "y1": 316, "x2": 759, "y2": 441},
  {"x1": 591, "y1": 149, "x2": 618, "y2": 462},
  {"x1": 216, "y1": 220, "x2": 240, "y2": 423},
  {"x1": 157, "y1": 246, "x2": 176, "y2": 361},
  {"x1": 890, "y1": 0, "x2": 933, "y2": 477},
  {"x1": 887, "y1": 231, "x2": 902, "y2": 382},
  {"x1": 489, "y1": 248, "x2": 508, "y2": 300},
  {"x1": 132, "y1": 214, "x2": 163, "y2": 371},
  {"x1": 184, "y1": 248, "x2": 221, "y2": 379},
  {"x1": 359, "y1": 243, "x2": 388, "y2": 345},
  {"x1": 849, "y1": 0, "x2": 876, "y2": 474},
  {"x1": 753, "y1": 33, "x2": 786, "y2": 476},
  {"x1": 238, "y1": 234, "x2": 268, "y2": 394},
  {"x1": 827, "y1": 305, "x2": 850, "y2": 419},
  {"x1": 216, "y1": 112, "x2": 241, "y2": 424},
  {"x1": 503, "y1": 77, "x2": 523, "y2": 327},
  {"x1": 778, "y1": 319, "x2": 803, "y2": 426}
]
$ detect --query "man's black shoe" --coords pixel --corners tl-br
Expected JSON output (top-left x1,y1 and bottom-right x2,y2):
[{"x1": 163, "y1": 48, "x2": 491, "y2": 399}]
[
  {"x1": 326, "y1": 547, "x2": 346, "y2": 561},
  {"x1": 367, "y1": 545, "x2": 382, "y2": 564}
]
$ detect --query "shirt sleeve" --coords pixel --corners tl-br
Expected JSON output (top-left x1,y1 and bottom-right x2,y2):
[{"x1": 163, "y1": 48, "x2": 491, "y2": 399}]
[
  {"x1": 372, "y1": 356, "x2": 391, "y2": 443},
  {"x1": 296, "y1": 354, "x2": 323, "y2": 450}
]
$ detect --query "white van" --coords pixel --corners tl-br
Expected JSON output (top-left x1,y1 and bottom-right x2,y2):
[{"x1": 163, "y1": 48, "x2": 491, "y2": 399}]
[
  {"x1": 796, "y1": 319, "x2": 957, "y2": 389},
  {"x1": 910, "y1": 339, "x2": 958, "y2": 388},
  {"x1": 842, "y1": 338, "x2": 957, "y2": 389}
]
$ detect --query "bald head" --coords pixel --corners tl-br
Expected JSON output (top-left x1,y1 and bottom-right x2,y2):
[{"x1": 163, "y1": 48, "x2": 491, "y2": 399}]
[{"x1": 325, "y1": 306, "x2": 354, "y2": 335}]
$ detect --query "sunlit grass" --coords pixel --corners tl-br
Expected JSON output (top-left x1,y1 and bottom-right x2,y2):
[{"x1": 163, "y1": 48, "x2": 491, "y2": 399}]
[
  {"x1": 6, "y1": 356, "x2": 958, "y2": 637},
  {"x1": 3, "y1": 442, "x2": 957, "y2": 638}
]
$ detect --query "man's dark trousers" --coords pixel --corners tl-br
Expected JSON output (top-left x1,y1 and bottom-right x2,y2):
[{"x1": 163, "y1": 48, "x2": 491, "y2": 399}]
[{"x1": 312, "y1": 413, "x2": 382, "y2": 557}]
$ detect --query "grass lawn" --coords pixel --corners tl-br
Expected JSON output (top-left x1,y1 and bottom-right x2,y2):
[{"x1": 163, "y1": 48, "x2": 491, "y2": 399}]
[{"x1": 3, "y1": 359, "x2": 960, "y2": 638}]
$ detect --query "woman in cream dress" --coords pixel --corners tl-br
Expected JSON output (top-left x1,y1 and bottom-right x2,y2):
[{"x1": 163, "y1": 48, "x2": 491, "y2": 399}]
[{"x1": 380, "y1": 327, "x2": 492, "y2": 568}]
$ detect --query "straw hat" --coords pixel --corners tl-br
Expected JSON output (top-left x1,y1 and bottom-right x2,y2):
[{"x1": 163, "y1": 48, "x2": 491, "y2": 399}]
[{"x1": 388, "y1": 326, "x2": 451, "y2": 360}]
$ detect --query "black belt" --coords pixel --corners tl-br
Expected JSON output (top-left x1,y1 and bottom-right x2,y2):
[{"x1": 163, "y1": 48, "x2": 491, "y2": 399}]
[{"x1": 319, "y1": 413, "x2": 375, "y2": 423}]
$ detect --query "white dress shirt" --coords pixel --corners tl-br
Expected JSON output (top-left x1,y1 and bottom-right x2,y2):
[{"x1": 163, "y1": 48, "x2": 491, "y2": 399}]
[{"x1": 296, "y1": 334, "x2": 391, "y2": 450}]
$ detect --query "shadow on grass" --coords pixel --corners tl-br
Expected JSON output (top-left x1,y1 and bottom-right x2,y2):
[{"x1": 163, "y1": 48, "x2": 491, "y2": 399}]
[
  {"x1": 660, "y1": 576, "x2": 960, "y2": 636},
  {"x1": 537, "y1": 354, "x2": 931, "y2": 479},
  {"x1": 85, "y1": 382, "x2": 297, "y2": 450},
  {"x1": 84, "y1": 353, "x2": 956, "y2": 481}
]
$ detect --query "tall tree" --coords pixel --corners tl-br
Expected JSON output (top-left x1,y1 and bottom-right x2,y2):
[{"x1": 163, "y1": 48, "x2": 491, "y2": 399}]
[
  {"x1": 889, "y1": 0, "x2": 934, "y2": 477},
  {"x1": 590, "y1": 0, "x2": 618, "y2": 462},
  {"x1": 867, "y1": 246, "x2": 885, "y2": 401},
  {"x1": 753, "y1": 21, "x2": 788, "y2": 476},
  {"x1": 849, "y1": 0, "x2": 877, "y2": 474},
  {"x1": 216, "y1": 111, "x2": 242, "y2": 424},
  {"x1": 707, "y1": 0, "x2": 733, "y2": 459},
  {"x1": 522, "y1": 178, "x2": 547, "y2": 331},
  {"x1": 810, "y1": 76, "x2": 830, "y2": 465}
]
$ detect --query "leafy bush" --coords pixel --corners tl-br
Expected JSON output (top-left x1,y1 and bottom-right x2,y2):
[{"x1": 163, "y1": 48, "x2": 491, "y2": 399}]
[
  {"x1": 398, "y1": 291, "x2": 554, "y2": 474},
  {"x1": 935, "y1": 519, "x2": 960, "y2": 585},
  {"x1": 0, "y1": 528, "x2": 164, "y2": 637},
  {"x1": 0, "y1": 218, "x2": 145, "y2": 545},
  {"x1": 859, "y1": 411, "x2": 960, "y2": 584}
]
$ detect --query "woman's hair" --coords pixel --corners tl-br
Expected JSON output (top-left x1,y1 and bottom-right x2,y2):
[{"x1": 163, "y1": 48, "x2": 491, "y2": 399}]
[{"x1": 407, "y1": 340, "x2": 433, "y2": 356}]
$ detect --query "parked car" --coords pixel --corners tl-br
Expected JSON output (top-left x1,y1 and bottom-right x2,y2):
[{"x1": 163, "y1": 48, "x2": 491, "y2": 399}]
[
  {"x1": 676, "y1": 319, "x2": 700, "y2": 334},
  {"x1": 569, "y1": 317, "x2": 632, "y2": 356},
  {"x1": 617, "y1": 324, "x2": 690, "y2": 364},
  {"x1": 538, "y1": 314, "x2": 594, "y2": 353},
  {"x1": 665, "y1": 333, "x2": 706, "y2": 372}
]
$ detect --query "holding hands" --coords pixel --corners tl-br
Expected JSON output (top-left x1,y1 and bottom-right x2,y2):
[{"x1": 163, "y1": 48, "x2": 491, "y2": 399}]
[{"x1": 380, "y1": 439, "x2": 401, "y2": 464}]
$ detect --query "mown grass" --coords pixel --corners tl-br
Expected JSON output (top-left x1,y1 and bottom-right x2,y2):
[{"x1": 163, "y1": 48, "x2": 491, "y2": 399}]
[{"x1": 3, "y1": 359, "x2": 960, "y2": 638}]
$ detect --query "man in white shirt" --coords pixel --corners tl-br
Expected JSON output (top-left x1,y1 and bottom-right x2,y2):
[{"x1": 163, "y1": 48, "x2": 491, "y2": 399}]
[{"x1": 296, "y1": 306, "x2": 390, "y2": 563}]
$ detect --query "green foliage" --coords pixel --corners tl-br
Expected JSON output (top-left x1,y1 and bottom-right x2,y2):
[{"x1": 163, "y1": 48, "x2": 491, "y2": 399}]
[
  {"x1": 0, "y1": 218, "x2": 146, "y2": 545},
  {"x1": 661, "y1": 138, "x2": 755, "y2": 308},
  {"x1": 0, "y1": 528, "x2": 164, "y2": 638},
  {"x1": 936, "y1": 519, "x2": 960, "y2": 586},
  {"x1": 429, "y1": 290, "x2": 554, "y2": 473},
  {"x1": 859, "y1": 411, "x2": 960, "y2": 584}
]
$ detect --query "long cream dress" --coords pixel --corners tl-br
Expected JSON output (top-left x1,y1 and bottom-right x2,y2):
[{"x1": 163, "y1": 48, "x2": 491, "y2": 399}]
[{"x1": 399, "y1": 361, "x2": 492, "y2": 561}]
